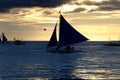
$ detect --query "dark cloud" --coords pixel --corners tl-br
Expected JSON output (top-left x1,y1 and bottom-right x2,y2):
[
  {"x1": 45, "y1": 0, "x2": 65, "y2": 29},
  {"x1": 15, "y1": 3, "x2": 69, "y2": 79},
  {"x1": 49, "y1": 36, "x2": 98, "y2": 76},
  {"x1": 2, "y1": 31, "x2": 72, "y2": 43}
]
[
  {"x1": 99, "y1": 5, "x2": 120, "y2": 11},
  {"x1": 0, "y1": 8, "x2": 9, "y2": 13},
  {"x1": 73, "y1": 8, "x2": 86, "y2": 12},
  {"x1": 83, "y1": 0, "x2": 120, "y2": 11},
  {"x1": 98, "y1": 0, "x2": 120, "y2": 11},
  {"x1": 0, "y1": 0, "x2": 71, "y2": 13},
  {"x1": 43, "y1": 11, "x2": 53, "y2": 16},
  {"x1": 68, "y1": 7, "x2": 86, "y2": 13},
  {"x1": 83, "y1": 1, "x2": 101, "y2": 6},
  {"x1": 64, "y1": 7, "x2": 86, "y2": 14}
]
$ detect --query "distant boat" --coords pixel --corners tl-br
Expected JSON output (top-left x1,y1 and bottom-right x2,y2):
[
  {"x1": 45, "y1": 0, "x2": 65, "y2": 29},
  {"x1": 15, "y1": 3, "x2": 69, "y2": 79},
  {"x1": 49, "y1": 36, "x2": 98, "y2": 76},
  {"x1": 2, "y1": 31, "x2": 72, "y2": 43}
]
[
  {"x1": 47, "y1": 13, "x2": 89, "y2": 53},
  {"x1": 104, "y1": 37, "x2": 120, "y2": 46},
  {"x1": 13, "y1": 38, "x2": 25, "y2": 45},
  {"x1": 104, "y1": 41, "x2": 120, "y2": 46},
  {"x1": 0, "y1": 32, "x2": 8, "y2": 43}
]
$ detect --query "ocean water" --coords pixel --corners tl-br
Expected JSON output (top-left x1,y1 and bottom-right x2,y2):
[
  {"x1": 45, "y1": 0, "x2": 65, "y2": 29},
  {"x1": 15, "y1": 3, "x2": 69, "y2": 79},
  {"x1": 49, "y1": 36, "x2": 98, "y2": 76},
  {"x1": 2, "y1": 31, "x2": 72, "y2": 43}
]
[{"x1": 0, "y1": 41, "x2": 119, "y2": 80}]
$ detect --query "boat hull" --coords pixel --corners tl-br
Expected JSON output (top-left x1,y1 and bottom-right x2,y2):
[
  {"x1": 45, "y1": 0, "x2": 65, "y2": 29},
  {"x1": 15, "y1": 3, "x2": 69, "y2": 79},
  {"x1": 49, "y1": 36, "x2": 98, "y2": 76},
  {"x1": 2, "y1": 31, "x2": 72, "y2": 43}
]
[
  {"x1": 47, "y1": 46, "x2": 75, "y2": 53},
  {"x1": 13, "y1": 40, "x2": 25, "y2": 45},
  {"x1": 104, "y1": 41, "x2": 120, "y2": 46}
]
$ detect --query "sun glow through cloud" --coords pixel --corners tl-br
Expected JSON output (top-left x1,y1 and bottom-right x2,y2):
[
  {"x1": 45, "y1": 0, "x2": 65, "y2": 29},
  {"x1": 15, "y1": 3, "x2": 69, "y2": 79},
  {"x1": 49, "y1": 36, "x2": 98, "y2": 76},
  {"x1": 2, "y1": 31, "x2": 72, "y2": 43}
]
[
  {"x1": 89, "y1": 0, "x2": 104, "y2": 2},
  {"x1": 61, "y1": 4, "x2": 79, "y2": 12}
]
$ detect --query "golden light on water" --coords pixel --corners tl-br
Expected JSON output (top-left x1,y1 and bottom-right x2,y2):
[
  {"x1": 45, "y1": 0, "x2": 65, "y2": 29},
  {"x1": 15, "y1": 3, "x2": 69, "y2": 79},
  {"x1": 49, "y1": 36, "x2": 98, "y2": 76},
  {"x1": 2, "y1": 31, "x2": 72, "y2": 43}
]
[
  {"x1": 73, "y1": 68, "x2": 120, "y2": 79},
  {"x1": 73, "y1": 66, "x2": 116, "y2": 79}
]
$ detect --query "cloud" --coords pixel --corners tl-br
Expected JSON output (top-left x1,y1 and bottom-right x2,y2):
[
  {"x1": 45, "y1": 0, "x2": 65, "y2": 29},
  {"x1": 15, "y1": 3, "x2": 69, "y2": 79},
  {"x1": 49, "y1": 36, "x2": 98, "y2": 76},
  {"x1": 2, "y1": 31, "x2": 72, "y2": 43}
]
[
  {"x1": 43, "y1": 11, "x2": 53, "y2": 16},
  {"x1": 99, "y1": 6, "x2": 120, "y2": 11},
  {"x1": 98, "y1": 0, "x2": 120, "y2": 11},
  {"x1": 83, "y1": 1, "x2": 101, "y2": 6},
  {"x1": 72, "y1": 7, "x2": 86, "y2": 12},
  {"x1": 83, "y1": 0, "x2": 120, "y2": 11},
  {"x1": 66, "y1": 7, "x2": 86, "y2": 13},
  {"x1": 0, "y1": 8, "x2": 9, "y2": 13},
  {"x1": 0, "y1": 0, "x2": 71, "y2": 13}
]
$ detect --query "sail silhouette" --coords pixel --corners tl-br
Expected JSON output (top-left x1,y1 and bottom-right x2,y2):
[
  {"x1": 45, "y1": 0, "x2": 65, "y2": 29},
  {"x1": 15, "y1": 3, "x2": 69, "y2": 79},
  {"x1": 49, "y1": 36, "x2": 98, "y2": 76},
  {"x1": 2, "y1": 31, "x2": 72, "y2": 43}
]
[
  {"x1": 47, "y1": 23, "x2": 58, "y2": 48},
  {"x1": 59, "y1": 14, "x2": 88, "y2": 46},
  {"x1": 1, "y1": 32, "x2": 8, "y2": 43},
  {"x1": 47, "y1": 14, "x2": 89, "y2": 53}
]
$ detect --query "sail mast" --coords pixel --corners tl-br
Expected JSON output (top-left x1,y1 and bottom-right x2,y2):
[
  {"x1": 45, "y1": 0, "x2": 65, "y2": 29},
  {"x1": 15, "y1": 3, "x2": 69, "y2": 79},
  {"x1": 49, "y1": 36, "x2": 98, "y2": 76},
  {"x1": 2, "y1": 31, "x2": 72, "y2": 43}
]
[{"x1": 58, "y1": 11, "x2": 61, "y2": 46}]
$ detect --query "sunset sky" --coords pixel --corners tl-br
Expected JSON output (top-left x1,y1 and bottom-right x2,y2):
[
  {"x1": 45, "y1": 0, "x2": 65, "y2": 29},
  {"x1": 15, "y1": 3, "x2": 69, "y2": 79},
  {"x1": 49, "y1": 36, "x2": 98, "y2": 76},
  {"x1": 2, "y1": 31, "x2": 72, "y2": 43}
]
[{"x1": 0, "y1": 0, "x2": 120, "y2": 41}]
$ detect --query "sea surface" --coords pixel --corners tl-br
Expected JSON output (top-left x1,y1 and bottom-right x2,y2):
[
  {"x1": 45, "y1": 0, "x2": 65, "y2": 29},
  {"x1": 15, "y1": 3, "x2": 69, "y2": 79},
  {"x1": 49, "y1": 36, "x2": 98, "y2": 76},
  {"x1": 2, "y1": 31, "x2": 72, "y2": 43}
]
[{"x1": 0, "y1": 41, "x2": 119, "y2": 80}]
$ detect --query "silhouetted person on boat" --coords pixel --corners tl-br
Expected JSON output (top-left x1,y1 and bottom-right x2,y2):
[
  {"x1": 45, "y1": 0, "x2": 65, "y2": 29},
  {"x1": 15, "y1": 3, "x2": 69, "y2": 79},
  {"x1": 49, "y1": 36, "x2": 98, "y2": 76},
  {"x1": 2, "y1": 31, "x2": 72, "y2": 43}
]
[{"x1": 65, "y1": 46, "x2": 74, "y2": 51}]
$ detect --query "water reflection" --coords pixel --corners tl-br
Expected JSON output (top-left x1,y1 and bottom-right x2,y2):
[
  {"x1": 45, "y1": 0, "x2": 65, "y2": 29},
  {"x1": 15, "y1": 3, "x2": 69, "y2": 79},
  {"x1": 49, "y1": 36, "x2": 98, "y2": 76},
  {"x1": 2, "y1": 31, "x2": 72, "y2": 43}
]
[
  {"x1": 73, "y1": 67, "x2": 110, "y2": 79},
  {"x1": 0, "y1": 41, "x2": 119, "y2": 80},
  {"x1": 0, "y1": 54, "x2": 83, "y2": 79},
  {"x1": 72, "y1": 54, "x2": 120, "y2": 80}
]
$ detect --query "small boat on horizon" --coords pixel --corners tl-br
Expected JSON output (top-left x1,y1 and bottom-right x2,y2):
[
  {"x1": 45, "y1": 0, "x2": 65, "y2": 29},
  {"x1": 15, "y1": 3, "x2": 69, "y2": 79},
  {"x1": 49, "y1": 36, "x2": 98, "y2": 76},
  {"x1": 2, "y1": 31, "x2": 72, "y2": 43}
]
[
  {"x1": 13, "y1": 38, "x2": 25, "y2": 45},
  {"x1": 47, "y1": 13, "x2": 89, "y2": 53},
  {"x1": 104, "y1": 40, "x2": 120, "y2": 46},
  {"x1": 103, "y1": 37, "x2": 120, "y2": 46},
  {"x1": 0, "y1": 32, "x2": 8, "y2": 43}
]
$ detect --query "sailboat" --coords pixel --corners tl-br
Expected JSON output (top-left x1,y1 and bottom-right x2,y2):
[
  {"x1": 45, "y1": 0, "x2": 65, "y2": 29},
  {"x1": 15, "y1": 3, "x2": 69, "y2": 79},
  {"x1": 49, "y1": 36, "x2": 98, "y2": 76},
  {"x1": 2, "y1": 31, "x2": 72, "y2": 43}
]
[
  {"x1": 47, "y1": 14, "x2": 89, "y2": 53},
  {"x1": 103, "y1": 37, "x2": 120, "y2": 46},
  {"x1": 105, "y1": 38, "x2": 120, "y2": 46},
  {"x1": 13, "y1": 38, "x2": 25, "y2": 45},
  {"x1": 0, "y1": 32, "x2": 8, "y2": 43}
]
